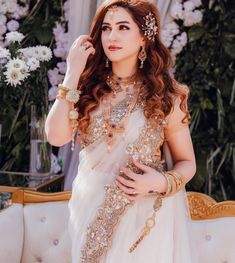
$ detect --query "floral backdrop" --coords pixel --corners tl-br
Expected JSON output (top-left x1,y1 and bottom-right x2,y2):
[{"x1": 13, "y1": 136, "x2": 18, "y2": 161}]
[{"x1": 0, "y1": 0, "x2": 234, "y2": 200}]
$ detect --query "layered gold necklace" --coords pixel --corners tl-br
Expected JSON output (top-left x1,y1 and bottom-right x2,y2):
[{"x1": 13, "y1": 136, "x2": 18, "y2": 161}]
[{"x1": 104, "y1": 72, "x2": 142, "y2": 151}]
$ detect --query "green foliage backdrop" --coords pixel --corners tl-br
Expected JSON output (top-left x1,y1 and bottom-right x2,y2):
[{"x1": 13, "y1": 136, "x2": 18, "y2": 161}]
[{"x1": 175, "y1": 0, "x2": 235, "y2": 200}]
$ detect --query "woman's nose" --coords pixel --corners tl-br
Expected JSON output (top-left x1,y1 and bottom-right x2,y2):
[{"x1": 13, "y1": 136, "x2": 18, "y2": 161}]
[{"x1": 108, "y1": 29, "x2": 118, "y2": 41}]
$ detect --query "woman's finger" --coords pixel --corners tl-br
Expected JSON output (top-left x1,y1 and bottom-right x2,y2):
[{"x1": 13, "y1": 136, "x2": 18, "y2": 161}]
[
  {"x1": 116, "y1": 180, "x2": 136, "y2": 195},
  {"x1": 116, "y1": 174, "x2": 136, "y2": 188},
  {"x1": 121, "y1": 167, "x2": 138, "y2": 181},
  {"x1": 132, "y1": 159, "x2": 152, "y2": 173}
]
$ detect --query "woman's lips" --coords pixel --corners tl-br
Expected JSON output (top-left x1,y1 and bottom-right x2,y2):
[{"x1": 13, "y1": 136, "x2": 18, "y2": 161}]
[{"x1": 108, "y1": 46, "x2": 122, "y2": 51}]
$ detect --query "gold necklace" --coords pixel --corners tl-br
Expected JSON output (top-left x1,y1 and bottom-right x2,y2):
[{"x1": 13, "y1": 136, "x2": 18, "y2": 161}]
[
  {"x1": 106, "y1": 72, "x2": 139, "y2": 98},
  {"x1": 103, "y1": 81, "x2": 141, "y2": 152}
]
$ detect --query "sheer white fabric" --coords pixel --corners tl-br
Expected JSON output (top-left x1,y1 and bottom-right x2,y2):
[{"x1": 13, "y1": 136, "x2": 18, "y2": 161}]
[{"x1": 68, "y1": 102, "x2": 198, "y2": 262}]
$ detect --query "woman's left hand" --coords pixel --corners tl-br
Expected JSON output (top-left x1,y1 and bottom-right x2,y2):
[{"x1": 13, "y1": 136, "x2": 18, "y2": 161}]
[{"x1": 115, "y1": 159, "x2": 168, "y2": 201}]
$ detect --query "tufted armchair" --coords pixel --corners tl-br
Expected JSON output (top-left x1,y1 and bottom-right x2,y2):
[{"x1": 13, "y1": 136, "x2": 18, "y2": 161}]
[{"x1": 0, "y1": 189, "x2": 235, "y2": 263}]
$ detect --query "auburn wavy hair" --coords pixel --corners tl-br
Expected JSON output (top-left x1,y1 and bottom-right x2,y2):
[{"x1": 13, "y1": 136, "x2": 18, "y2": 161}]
[{"x1": 76, "y1": 0, "x2": 190, "y2": 133}]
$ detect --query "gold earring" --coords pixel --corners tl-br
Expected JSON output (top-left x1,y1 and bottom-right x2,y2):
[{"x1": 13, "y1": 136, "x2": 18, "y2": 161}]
[
  {"x1": 138, "y1": 46, "x2": 147, "y2": 68},
  {"x1": 105, "y1": 57, "x2": 110, "y2": 68}
]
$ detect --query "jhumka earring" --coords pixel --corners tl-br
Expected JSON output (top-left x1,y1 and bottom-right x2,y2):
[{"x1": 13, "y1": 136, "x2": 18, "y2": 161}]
[
  {"x1": 138, "y1": 46, "x2": 147, "y2": 68},
  {"x1": 105, "y1": 57, "x2": 110, "y2": 68}
]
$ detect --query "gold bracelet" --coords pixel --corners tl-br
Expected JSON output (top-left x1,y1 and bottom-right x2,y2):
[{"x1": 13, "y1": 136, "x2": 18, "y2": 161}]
[
  {"x1": 56, "y1": 84, "x2": 81, "y2": 151},
  {"x1": 148, "y1": 171, "x2": 172, "y2": 197},
  {"x1": 164, "y1": 170, "x2": 186, "y2": 196}
]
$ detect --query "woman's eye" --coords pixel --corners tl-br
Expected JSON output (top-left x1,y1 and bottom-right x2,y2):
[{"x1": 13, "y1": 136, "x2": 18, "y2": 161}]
[
  {"x1": 119, "y1": 25, "x2": 129, "y2": 30},
  {"x1": 101, "y1": 26, "x2": 110, "y2": 31}
]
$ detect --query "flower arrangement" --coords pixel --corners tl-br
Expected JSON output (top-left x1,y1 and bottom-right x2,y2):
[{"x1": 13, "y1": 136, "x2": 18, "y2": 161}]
[
  {"x1": 0, "y1": 30, "x2": 52, "y2": 172},
  {"x1": 0, "y1": 0, "x2": 29, "y2": 47},
  {"x1": 161, "y1": 0, "x2": 203, "y2": 59},
  {"x1": 0, "y1": 31, "x2": 52, "y2": 87}
]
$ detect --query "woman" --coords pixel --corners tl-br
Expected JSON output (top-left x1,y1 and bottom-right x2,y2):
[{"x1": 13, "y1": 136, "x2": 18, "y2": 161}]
[{"x1": 45, "y1": 0, "x2": 197, "y2": 262}]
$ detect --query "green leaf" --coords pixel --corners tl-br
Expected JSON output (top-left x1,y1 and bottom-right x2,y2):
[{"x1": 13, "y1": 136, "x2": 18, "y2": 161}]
[{"x1": 188, "y1": 26, "x2": 206, "y2": 42}]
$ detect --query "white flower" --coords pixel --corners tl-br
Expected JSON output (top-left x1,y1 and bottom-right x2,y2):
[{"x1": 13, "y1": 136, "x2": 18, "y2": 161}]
[
  {"x1": 0, "y1": 4, "x2": 7, "y2": 15},
  {"x1": 7, "y1": 57, "x2": 28, "y2": 70},
  {"x1": 0, "y1": 14, "x2": 7, "y2": 26},
  {"x1": 171, "y1": 32, "x2": 187, "y2": 55},
  {"x1": 183, "y1": 1, "x2": 196, "y2": 12},
  {"x1": 6, "y1": 20, "x2": 19, "y2": 32},
  {"x1": 5, "y1": 31, "x2": 25, "y2": 43},
  {"x1": 48, "y1": 86, "x2": 58, "y2": 101},
  {"x1": 0, "y1": 24, "x2": 7, "y2": 35},
  {"x1": 37, "y1": 46, "x2": 52, "y2": 61},
  {"x1": 4, "y1": 67, "x2": 29, "y2": 87},
  {"x1": 26, "y1": 57, "x2": 40, "y2": 71},
  {"x1": 32, "y1": 46, "x2": 52, "y2": 62},
  {"x1": 183, "y1": 10, "x2": 203, "y2": 26},
  {"x1": 161, "y1": 22, "x2": 180, "y2": 48},
  {"x1": 0, "y1": 46, "x2": 10, "y2": 59},
  {"x1": 191, "y1": 0, "x2": 202, "y2": 7},
  {"x1": 5, "y1": 1, "x2": 18, "y2": 14},
  {"x1": 53, "y1": 47, "x2": 67, "y2": 60},
  {"x1": 48, "y1": 68, "x2": 64, "y2": 86},
  {"x1": 57, "y1": 62, "x2": 67, "y2": 74},
  {"x1": 18, "y1": 47, "x2": 34, "y2": 58},
  {"x1": 170, "y1": 2, "x2": 184, "y2": 20}
]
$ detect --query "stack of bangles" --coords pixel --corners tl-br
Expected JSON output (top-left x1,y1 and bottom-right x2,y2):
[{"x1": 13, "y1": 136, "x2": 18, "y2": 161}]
[
  {"x1": 129, "y1": 170, "x2": 186, "y2": 253},
  {"x1": 56, "y1": 84, "x2": 81, "y2": 151},
  {"x1": 148, "y1": 169, "x2": 186, "y2": 197}
]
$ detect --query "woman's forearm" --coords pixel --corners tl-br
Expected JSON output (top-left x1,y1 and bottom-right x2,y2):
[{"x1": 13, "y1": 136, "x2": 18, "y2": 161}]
[
  {"x1": 45, "y1": 99, "x2": 73, "y2": 146},
  {"x1": 45, "y1": 77, "x2": 79, "y2": 146},
  {"x1": 172, "y1": 160, "x2": 196, "y2": 184}
]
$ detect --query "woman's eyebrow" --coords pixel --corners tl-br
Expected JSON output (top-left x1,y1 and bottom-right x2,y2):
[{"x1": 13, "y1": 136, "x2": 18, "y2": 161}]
[{"x1": 102, "y1": 21, "x2": 130, "y2": 25}]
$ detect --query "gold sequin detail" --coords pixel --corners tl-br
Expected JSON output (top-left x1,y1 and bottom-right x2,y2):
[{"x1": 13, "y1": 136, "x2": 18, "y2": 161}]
[{"x1": 80, "y1": 184, "x2": 133, "y2": 263}]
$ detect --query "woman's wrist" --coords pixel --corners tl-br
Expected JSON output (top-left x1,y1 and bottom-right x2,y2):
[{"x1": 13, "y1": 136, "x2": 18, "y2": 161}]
[
  {"x1": 62, "y1": 72, "x2": 81, "y2": 90},
  {"x1": 148, "y1": 171, "x2": 169, "y2": 195}
]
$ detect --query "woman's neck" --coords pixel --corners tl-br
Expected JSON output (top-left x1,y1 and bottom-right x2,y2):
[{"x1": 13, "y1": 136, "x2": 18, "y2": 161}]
[{"x1": 111, "y1": 57, "x2": 138, "y2": 78}]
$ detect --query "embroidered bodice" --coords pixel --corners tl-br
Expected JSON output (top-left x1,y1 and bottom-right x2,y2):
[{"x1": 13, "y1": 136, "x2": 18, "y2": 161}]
[{"x1": 79, "y1": 92, "x2": 167, "y2": 172}]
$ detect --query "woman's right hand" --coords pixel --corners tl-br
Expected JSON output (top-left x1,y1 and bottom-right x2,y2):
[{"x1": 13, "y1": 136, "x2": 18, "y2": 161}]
[{"x1": 63, "y1": 35, "x2": 96, "y2": 89}]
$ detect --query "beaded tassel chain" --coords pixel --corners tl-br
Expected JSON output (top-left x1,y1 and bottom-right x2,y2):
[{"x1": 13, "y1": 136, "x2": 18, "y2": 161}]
[{"x1": 129, "y1": 193, "x2": 162, "y2": 253}]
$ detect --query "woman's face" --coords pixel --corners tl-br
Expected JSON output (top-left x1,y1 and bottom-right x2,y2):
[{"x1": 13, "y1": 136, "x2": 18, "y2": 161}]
[{"x1": 101, "y1": 6, "x2": 145, "y2": 63}]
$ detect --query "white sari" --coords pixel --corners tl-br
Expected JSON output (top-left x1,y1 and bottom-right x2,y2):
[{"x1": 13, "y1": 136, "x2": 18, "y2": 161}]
[{"x1": 68, "y1": 92, "x2": 197, "y2": 263}]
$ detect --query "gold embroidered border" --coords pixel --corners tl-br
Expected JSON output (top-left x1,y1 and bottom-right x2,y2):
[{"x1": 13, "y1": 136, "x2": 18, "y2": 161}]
[{"x1": 80, "y1": 184, "x2": 133, "y2": 263}]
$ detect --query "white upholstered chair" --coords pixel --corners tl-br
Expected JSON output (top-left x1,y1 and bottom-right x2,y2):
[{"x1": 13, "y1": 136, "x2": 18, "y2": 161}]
[{"x1": 0, "y1": 188, "x2": 235, "y2": 263}]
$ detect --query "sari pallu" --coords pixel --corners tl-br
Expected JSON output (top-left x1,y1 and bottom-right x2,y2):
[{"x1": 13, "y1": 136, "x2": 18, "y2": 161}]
[{"x1": 68, "y1": 107, "x2": 197, "y2": 263}]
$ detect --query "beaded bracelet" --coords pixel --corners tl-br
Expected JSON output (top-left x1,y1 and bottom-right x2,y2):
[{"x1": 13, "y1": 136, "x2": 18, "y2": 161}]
[{"x1": 56, "y1": 84, "x2": 81, "y2": 151}]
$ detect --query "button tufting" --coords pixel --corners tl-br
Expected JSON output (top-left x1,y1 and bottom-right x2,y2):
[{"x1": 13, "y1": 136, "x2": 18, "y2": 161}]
[
  {"x1": 36, "y1": 256, "x2": 42, "y2": 262},
  {"x1": 40, "y1": 216, "x2": 46, "y2": 223},
  {"x1": 205, "y1": 234, "x2": 211, "y2": 241},
  {"x1": 53, "y1": 239, "x2": 59, "y2": 246}
]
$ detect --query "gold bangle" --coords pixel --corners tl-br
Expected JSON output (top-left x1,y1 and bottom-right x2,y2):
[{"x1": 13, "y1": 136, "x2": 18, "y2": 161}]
[
  {"x1": 56, "y1": 84, "x2": 81, "y2": 151},
  {"x1": 164, "y1": 170, "x2": 185, "y2": 196}
]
